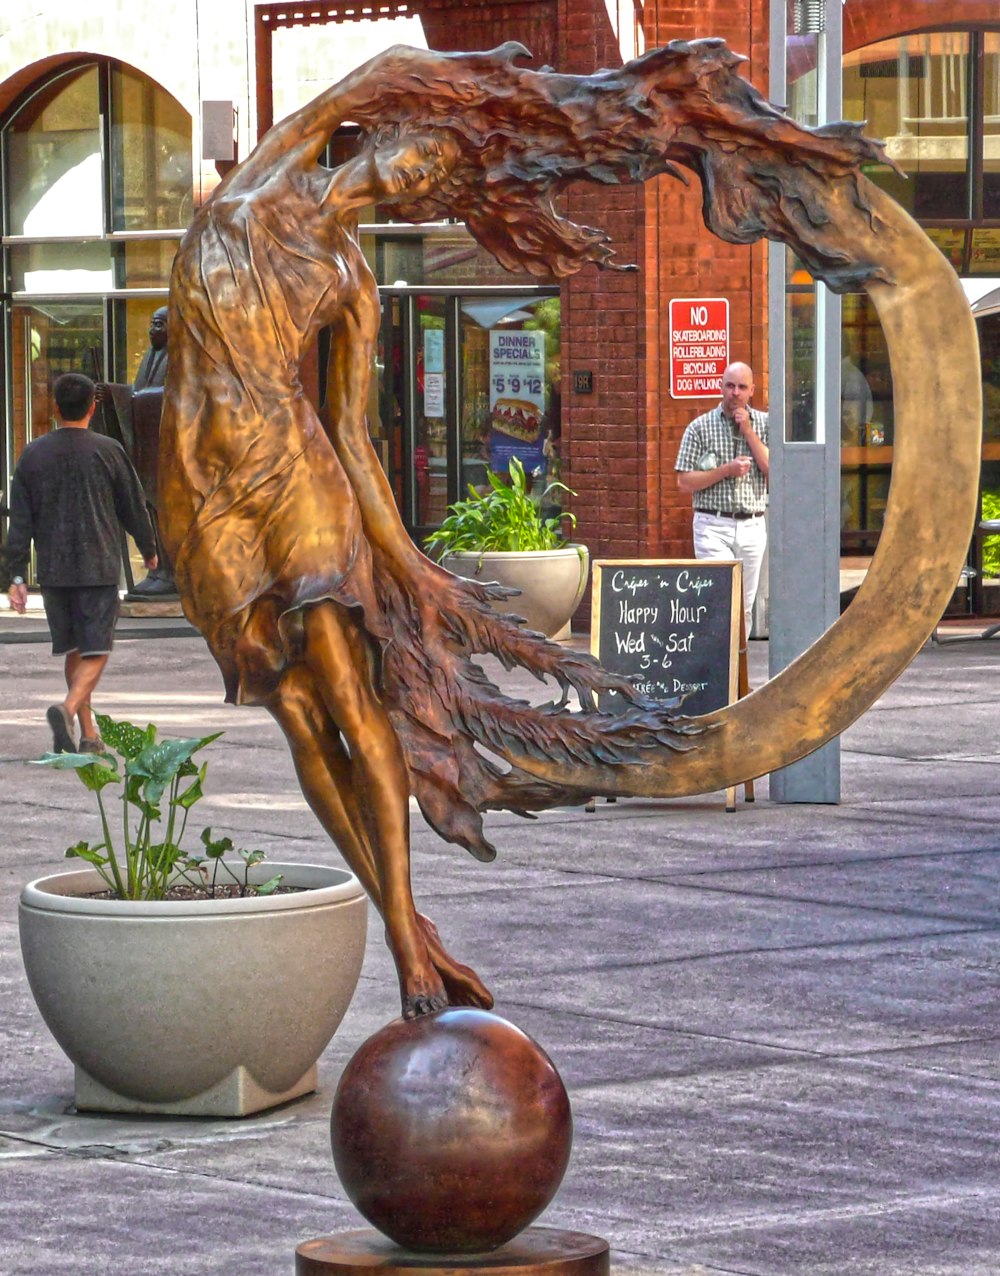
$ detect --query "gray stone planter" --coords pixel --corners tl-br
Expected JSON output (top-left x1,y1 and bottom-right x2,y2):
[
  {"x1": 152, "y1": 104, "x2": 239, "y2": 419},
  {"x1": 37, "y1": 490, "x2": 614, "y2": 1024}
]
[
  {"x1": 19, "y1": 861, "x2": 367, "y2": 1117},
  {"x1": 442, "y1": 544, "x2": 590, "y2": 639}
]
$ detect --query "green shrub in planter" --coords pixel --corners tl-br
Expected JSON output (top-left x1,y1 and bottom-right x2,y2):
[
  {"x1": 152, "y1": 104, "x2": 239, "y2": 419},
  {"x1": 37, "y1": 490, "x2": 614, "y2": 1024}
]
[{"x1": 425, "y1": 456, "x2": 577, "y2": 562}]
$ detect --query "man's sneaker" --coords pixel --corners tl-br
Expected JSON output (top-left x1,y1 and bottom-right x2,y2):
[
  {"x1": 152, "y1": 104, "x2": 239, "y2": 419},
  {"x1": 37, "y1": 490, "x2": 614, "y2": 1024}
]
[
  {"x1": 46, "y1": 705, "x2": 77, "y2": 754},
  {"x1": 79, "y1": 737, "x2": 105, "y2": 754}
]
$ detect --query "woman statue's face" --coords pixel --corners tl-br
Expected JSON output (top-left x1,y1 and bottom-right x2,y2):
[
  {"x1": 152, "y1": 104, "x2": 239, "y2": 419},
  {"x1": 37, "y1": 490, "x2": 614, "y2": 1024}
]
[{"x1": 370, "y1": 130, "x2": 461, "y2": 202}]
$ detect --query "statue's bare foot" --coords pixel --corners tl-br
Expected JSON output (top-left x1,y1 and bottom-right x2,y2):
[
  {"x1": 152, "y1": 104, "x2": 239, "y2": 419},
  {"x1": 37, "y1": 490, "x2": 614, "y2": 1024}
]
[
  {"x1": 397, "y1": 940, "x2": 450, "y2": 1019},
  {"x1": 419, "y1": 913, "x2": 494, "y2": 1009},
  {"x1": 401, "y1": 982, "x2": 449, "y2": 1020}
]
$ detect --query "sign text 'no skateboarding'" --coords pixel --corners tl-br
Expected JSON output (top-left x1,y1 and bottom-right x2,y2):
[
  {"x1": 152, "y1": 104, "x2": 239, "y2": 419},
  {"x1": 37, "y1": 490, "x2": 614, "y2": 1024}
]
[{"x1": 669, "y1": 297, "x2": 730, "y2": 400}]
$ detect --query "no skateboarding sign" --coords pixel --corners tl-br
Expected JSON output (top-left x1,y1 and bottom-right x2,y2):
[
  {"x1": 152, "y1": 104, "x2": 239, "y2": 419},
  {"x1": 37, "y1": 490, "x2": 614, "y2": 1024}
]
[{"x1": 669, "y1": 298, "x2": 730, "y2": 399}]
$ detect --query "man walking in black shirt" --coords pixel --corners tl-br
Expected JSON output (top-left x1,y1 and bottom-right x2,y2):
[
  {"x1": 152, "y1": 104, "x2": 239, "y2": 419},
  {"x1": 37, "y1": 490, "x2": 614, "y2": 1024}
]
[{"x1": 5, "y1": 373, "x2": 158, "y2": 753}]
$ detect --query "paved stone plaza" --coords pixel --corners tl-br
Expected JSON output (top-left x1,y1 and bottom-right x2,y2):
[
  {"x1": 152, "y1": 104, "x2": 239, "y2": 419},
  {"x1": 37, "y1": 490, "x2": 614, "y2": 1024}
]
[{"x1": 2, "y1": 613, "x2": 999, "y2": 1274}]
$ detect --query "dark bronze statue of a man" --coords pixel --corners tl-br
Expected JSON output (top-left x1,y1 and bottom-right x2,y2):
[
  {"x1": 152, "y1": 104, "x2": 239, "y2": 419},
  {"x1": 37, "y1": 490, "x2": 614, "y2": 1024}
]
[{"x1": 99, "y1": 306, "x2": 176, "y2": 596}]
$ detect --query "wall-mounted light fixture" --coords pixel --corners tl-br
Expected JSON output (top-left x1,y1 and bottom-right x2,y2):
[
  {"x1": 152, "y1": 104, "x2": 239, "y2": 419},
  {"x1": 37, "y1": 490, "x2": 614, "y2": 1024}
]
[{"x1": 202, "y1": 101, "x2": 236, "y2": 162}]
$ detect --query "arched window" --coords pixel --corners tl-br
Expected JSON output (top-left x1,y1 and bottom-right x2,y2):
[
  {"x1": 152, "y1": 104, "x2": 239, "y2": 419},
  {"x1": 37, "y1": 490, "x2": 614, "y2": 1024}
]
[{"x1": 1, "y1": 59, "x2": 191, "y2": 483}]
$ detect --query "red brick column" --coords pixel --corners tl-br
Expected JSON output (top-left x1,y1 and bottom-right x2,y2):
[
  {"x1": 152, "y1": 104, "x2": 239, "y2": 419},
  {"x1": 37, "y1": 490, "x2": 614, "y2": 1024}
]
[
  {"x1": 557, "y1": 0, "x2": 649, "y2": 567},
  {"x1": 642, "y1": 1, "x2": 765, "y2": 559}
]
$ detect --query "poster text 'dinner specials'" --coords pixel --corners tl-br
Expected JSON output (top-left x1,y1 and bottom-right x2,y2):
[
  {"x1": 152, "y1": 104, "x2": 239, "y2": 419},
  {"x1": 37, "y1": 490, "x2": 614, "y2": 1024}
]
[{"x1": 489, "y1": 328, "x2": 546, "y2": 472}]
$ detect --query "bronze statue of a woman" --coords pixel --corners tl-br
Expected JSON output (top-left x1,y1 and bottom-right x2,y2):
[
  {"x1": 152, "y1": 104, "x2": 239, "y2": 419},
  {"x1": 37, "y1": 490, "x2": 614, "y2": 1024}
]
[{"x1": 159, "y1": 41, "x2": 981, "y2": 1018}]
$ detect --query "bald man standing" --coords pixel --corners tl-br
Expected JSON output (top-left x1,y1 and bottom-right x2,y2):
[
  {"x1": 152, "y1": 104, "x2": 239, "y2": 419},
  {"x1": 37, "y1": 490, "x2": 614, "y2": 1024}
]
[{"x1": 675, "y1": 362, "x2": 769, "y2": 638}]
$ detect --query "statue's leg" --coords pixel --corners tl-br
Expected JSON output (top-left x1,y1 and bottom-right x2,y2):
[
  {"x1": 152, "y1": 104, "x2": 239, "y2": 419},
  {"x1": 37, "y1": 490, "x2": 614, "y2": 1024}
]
[
  {"x1": 268, "y1": 666, "x2": 494, "y2": 1007},
  {"x1": 266, "y1": 664, "x2": 382, "y2": 899},
  {"x1": 291, "y1": 600, "x2": 449, "y2": 1018}
]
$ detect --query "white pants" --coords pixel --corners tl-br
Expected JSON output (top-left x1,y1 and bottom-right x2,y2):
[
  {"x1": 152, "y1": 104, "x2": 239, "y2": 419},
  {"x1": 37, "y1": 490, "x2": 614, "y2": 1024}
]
[{"x1": 692, "y1": 511, "x2": 767, "y2": 640}]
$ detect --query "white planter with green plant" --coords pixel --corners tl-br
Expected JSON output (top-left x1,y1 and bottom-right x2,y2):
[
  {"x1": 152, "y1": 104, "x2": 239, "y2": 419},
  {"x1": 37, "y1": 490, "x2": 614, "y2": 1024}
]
[
  {"x1": 426, "y1": 457, "x2": 589, "y2": 639},
  {"x1": 18, "y1": 716, "x2": 367, "y2": 1117}
]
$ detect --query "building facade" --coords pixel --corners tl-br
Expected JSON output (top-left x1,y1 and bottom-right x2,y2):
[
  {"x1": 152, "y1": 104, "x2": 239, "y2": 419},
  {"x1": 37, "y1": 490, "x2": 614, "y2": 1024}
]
[{"x1": 1, "y1": 1, "x2": 997, "y2": 611}]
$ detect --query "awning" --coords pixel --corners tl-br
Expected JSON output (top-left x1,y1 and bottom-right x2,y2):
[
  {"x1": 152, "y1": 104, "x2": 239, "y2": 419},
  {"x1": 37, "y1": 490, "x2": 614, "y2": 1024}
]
[
  {"x1": 971, "y1": 285, "x2": 1000, "y2": 319},
  {"x1": 961, "y1": 277, "x2": 1000, "y2": 319}
]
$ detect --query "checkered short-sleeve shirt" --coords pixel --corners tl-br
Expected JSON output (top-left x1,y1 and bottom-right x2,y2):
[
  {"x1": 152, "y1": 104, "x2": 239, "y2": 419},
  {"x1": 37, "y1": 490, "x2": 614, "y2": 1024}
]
[{"x1": 675, "y1": 403, "x2": 769, "y2": 515}]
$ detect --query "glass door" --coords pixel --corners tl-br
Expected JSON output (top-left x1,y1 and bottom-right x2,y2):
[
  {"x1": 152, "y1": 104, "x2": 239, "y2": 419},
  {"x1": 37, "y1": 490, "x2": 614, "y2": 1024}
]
[
  {"x1": 459, "y1": 294, "x2": 562, "y2": 504},
  {"x1": 373, "y1": 290, "x2": 560, "y2": 548},
  {"x1": 375, "y1": 293, "x2": 406, "y2": 515},
  {"x1": 413, "y1": 294, "x2": 451, "y2": 536}
]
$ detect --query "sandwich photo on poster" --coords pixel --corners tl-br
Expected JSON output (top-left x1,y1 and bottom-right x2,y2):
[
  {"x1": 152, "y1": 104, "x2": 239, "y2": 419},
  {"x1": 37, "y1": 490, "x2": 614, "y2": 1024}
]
[{"x1": 489, "y1": 329, "x2": 547, "y2": 474}]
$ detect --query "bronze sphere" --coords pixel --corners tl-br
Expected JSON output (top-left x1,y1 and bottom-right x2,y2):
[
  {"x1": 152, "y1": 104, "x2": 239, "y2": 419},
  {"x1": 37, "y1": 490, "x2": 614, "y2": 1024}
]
[{"x1": 330, "y1": 1008, "x2": 573, "y2": 1253}]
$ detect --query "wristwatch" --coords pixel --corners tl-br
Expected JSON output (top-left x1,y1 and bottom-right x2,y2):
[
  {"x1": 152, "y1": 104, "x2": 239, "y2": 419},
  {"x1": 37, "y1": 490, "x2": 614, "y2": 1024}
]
[{"x1": 11, "y1": 576, "x2": 24, "y2": 586}]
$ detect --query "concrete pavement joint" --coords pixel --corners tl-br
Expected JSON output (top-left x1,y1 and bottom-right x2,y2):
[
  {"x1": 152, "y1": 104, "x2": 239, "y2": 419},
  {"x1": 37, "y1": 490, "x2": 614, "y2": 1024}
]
[{"x1": 642, "y1": 879, "x2": 1000, "y2": 926}]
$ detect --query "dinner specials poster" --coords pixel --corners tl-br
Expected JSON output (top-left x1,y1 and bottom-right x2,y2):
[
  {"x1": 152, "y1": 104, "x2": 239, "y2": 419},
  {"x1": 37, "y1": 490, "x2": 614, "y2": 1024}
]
[{"x1": 489, "y1": 329, "x2": 547, "y2": 474}]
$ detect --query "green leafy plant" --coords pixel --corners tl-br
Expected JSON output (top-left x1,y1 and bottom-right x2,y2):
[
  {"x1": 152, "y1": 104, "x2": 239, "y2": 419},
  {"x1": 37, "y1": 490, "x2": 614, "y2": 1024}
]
[
  {"x1": 425, "y1": 456, "x2": 577, "y2": 560},
  {"x1": 982, "y1": 490, "x2": 1000, "y2": 580},
  {"x1": 31, "y1": 714, "x2": 282, "y2": 902}
]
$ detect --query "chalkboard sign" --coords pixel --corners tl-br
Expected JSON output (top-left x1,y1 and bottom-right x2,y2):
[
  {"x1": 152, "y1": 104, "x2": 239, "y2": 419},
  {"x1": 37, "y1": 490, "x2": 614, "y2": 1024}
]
[{"x1": 590, "y1": 559, "x2": 743, "y2": 717}]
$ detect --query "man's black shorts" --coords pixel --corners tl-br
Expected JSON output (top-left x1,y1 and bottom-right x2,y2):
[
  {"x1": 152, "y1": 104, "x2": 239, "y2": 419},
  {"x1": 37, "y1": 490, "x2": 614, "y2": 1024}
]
[{"x1": 41, "y1": 585, "x2": 120, "y2": 657}]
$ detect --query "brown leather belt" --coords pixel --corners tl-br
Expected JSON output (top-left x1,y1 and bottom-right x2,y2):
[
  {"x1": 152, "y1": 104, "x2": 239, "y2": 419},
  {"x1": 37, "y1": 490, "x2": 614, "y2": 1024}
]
[{"x1": 696, "y1": 510, "x2": 763, "y2": 520}]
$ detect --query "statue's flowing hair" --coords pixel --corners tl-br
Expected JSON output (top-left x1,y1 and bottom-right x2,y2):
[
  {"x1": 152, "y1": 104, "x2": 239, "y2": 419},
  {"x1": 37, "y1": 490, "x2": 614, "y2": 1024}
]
[{"x1": 326, "y1": 39, "x2": 892, "y2": 284}]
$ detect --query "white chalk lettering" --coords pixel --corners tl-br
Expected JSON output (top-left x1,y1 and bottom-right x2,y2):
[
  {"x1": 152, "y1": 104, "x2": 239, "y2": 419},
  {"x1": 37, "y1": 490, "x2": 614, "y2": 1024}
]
[
  {"x1": 676, "y1": 570, "x2": 713, "y2": 595},
  {"x1": 614, "y1": 631, "x2": 647, "y2": 654},
  {"x1": 611, "y1": 571, "x2": 649, "y2": 595},
  {"x1": 669, "y1": 598, "x2": 708, "y2": 624},
  {"x1": 663, "y1": 631, "x2": 695, "y2": 653},
  {"x1": 618, "y1": 600, "x2": 658, "y2": 626}
]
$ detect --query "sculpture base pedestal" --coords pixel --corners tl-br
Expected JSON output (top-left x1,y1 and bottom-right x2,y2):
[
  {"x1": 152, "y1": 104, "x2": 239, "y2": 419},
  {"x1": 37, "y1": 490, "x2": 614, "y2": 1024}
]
[{"x1": 295, "y1": 1228, "x2": 609, "y2": 1275}]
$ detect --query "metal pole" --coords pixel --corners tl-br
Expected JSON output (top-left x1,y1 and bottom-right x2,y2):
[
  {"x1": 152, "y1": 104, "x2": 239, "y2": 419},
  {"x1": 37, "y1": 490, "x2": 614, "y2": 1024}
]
[{"x1": 767, "y1": 0, "x2": 843, "y2": 803}]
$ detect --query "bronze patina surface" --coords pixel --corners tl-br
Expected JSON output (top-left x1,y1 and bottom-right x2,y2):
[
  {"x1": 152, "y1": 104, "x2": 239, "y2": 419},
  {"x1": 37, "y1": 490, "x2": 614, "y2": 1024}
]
[
  {"x1": 329, "y1": 1009, "x2": 572, "y2": 1253},
  {"x1": 295, "y1": 1227, "x2": 610, "y2": 1275},
  {"x1": 160, "y1": 41, "x2": 981, "y2": 1020}
]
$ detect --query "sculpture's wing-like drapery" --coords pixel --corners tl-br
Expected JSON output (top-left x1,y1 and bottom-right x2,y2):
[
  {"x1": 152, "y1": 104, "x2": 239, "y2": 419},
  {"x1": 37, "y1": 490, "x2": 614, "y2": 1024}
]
[{"x1": 158, "y1": 40, "x2": 980, "y2": 1012}]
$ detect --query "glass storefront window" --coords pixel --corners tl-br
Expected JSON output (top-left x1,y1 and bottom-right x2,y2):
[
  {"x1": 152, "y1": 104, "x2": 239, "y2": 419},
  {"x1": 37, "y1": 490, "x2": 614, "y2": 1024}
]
[
  {"x1": 122, "y1": 239, "x2": 181, "y2": 289},
  {"x1": 6, "y1": 66, "x2": 103, "y2": 237},
  {"x1": 841, "y1": 293, "x2": 892, "y2": 446},
  {"x1": 376, "y1": 231, "x2": 548, "y2": 288},
  {"x1": 271, "y1": 13, "x2": 428, "y2": 126},
  {"x1": 110, "y1": 65, "x2": 192, "y2": 231},
  {"x1": 9, "y1": 302, "x2": 104, "y2": 461},
  {"x1": 925, "y1": 227, "x2": 966, "y2": 272},
  {"x1": 373, "y1": 290, "x2": 559, "y2": 537},
  {"x1": 970, "y1": 229, "x2": 1000, "y2": 275},
  {"x1": 2, "y1": 61, "x2": 193, "y2": 570},
  {"x1": 840, "y1": 292, "x2": 893, "y2": 546},
  {"x1": 785, "y1": 254, "x2": 817, "y2": 442},
  {"x1": 981, "y1": 312, "x2": 1000, "y2": 445},
  {"x1": 985, "y1": 34, "x2": 1000, "y2": 219},
  {"x1": 459, "y1": 296, "x2": 562, "y2": 502},
  {"x1": 843, "y1": 32, "x2": 971, "y2": 220},
  {"x1": 980, "y1": 304, "x2": 1000, "y2": 592},
  {"x1": 8, "y1": 241, "x2": 114, "y2": 293},
  {"x1": 111, "y1": 297, "x2": 169, "y2": 385}
]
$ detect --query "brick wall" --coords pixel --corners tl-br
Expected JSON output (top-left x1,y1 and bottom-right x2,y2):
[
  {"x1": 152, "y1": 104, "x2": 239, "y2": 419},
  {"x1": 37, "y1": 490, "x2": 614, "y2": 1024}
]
[
  {"x1": 641, "y1": 1, "x2": 765, "y2": 560},
  {"x1": 549, "y1": 0, "x2": 768, "y2": 578},
  {"x1": 557, "y1": 0, "x2": 649, "y2": 568},
  {"x1": 419, "y1": 0, "x2": 558, "y2": 64}
]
